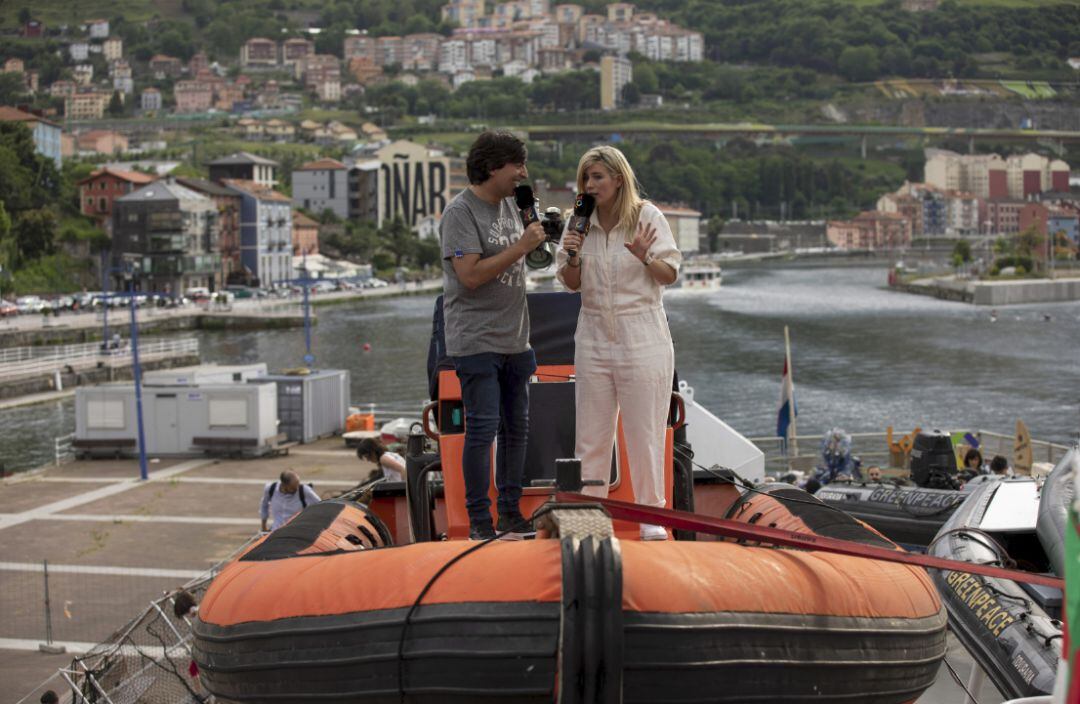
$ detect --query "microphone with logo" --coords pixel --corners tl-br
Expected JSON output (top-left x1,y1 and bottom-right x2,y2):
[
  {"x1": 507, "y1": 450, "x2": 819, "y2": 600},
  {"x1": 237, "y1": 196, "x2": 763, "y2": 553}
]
[{"x1": 565, "y1": 193, "x2": 596, "y2": 259}]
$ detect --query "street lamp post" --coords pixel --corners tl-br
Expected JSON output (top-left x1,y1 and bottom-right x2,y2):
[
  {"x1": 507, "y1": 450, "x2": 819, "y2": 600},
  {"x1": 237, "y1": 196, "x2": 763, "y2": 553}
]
[
  {"x1": 126, "y1": 266, "x2": 149, "y2": 482},
  {"x1": 103, "y1": 255, "x2": 149, "y2": 481}
]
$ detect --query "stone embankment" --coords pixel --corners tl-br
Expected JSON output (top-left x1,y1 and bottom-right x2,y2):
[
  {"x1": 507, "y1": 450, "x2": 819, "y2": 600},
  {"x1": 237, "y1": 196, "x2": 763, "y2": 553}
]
[{"x1": 891, "y1": 275, "x2": 1080, "y2": 306}]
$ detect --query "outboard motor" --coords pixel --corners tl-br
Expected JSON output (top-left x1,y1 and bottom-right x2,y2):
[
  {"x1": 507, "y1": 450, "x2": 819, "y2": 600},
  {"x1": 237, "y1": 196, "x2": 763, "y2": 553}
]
[{"x1": 909, "y1": 430, "x2": 959, "y2": 489}]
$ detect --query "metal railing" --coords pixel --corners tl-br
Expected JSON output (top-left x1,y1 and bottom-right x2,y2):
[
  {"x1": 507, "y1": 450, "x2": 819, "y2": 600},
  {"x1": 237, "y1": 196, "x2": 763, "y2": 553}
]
[
  {"x1": 747, "y1": 429, "x2": 1072, "y2": 475},
  {"x1": 62, "y1": 535, "x2": 261, "y2": 704},
  {"x1": 0, "y1": 338, "x2": 199, "y2": 384},
  {"x1": 54, "y1": 433, "x2": 75, "y2": 466}
]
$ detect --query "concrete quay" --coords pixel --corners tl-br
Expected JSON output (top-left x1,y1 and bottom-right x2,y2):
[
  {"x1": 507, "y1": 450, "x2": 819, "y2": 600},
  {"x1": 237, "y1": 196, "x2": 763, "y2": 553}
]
[
  {"x1": 892, "y1": 275, "x2": 1080, "y2": 306},
  {"x1": 0, "y1": 438, "x2": 373, "y2": 703}
]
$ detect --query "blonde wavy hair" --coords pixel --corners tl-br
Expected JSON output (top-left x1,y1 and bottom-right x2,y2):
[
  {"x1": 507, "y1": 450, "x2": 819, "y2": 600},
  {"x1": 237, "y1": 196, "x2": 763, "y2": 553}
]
[{"x1": 575, "y1": 146, "x2": 644, "y2": 241}]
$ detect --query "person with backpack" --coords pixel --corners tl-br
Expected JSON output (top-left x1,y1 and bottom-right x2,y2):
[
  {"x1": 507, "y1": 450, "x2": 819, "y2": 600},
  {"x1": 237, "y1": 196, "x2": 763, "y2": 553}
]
[{"x1": 260, "y1": 470, "x2": 320, "y2": 532}]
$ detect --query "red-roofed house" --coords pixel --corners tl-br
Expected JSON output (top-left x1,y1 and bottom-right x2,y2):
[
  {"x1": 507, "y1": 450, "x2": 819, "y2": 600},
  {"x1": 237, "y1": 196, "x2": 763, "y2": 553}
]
[
  {"x1": 293, "y1": 210, "x2": 320, "y2": 255},
  {"x1": 149, "y1": 54, "x2": 183, "y2": 79},
  {"x1": 0, "y1": 105, "x2": 62, "y2": 166},
  {"x1": 78, "y1": 167, "x2": 158, "y2": 231},
  {"x1": 827, "y1": 211, "x2": 912, "y2": 250},
  {"x1": 76, "y1": 130, "x2": 128, "y2": 155}
]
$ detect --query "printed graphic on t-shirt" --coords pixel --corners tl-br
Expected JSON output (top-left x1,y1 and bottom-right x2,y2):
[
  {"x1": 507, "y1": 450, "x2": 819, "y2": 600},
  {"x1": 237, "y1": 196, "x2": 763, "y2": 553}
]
[{"x1": 490, "y1": 215, "x2": 524, "y2": 287}]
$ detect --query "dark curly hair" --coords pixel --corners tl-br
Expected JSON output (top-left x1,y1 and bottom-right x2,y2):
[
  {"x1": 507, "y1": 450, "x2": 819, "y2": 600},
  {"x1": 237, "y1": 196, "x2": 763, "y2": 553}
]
[
  {"x1": 356, "y1": 437, "x2": 388, "y2": 463},
  {"x1": 466, "y1": 131, "x2": 527, "y2": 185}
]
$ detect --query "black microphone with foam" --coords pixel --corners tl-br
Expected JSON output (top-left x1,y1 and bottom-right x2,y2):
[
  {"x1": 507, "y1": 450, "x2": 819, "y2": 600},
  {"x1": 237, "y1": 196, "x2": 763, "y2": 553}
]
[
  {"x1": 513, "y1": 184, "x2": 539, "y2": 228},
  {"x1": 565, "y1": 192, "x2": 596, "y2": 258}
]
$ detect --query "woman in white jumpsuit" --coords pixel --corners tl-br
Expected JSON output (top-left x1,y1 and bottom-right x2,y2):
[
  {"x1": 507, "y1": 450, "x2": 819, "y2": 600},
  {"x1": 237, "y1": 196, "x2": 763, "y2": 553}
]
[{"x1": 556, "y1": 146, "x2": 682, "y2": 541}]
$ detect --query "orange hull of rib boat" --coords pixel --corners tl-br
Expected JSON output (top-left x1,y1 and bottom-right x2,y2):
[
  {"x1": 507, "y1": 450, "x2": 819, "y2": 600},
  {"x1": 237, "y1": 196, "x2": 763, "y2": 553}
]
[
  {"x1": 193, "y1": 294, "x2": 946, "y2": 703},
  {"x1": 195, "y1": 490, "x2": 945, "y2": 703}
]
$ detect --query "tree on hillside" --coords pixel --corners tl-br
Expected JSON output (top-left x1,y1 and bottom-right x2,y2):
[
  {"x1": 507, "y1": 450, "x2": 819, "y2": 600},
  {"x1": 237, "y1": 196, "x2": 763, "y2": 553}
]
[
  {"x1": 0, "y1": 73, "x2": 27, "y2": 105},
  {"x1": 0, "y1": 201, "x2": 14, "y2": 275},
  {"x1": 951, "y1": 239, "x2": 971, "y2": 269},
  {"x1": 380, "y1": 217, "x2": 417, "y2": 268},
  {"x1": 0, "y1": 122, "x2": 62, "y2": 268},
  {"x1": 838, "y1": 46, "x2": 879, "y2": 82},
  {"x1": 107, "y1": 91, "x2": 125, "y2": 117}
]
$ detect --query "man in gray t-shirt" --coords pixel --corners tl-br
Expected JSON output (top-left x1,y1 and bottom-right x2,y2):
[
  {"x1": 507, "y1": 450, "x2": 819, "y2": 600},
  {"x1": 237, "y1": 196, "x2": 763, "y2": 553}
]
[{"x1": 440, "y1": 131, "x2": 546, "y2": 541}]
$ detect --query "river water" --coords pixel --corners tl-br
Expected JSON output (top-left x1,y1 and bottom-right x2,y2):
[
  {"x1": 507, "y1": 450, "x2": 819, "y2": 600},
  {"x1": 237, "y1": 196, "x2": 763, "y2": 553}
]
[{"x1": 3, "y1": 265, "x2": 1078, "y2": 473}]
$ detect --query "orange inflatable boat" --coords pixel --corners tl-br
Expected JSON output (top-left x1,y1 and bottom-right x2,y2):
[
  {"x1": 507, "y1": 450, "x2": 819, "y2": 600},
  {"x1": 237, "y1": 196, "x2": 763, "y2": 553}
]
[{"x1": 193, "y1": 294, "x2": 946, "y2": 702}]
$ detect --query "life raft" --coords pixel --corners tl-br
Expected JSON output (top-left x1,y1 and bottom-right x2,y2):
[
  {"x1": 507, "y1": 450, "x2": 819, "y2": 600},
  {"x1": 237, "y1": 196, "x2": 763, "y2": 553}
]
[{"x1": 194, "y1": 482, "x2": 946, "y2": 703}]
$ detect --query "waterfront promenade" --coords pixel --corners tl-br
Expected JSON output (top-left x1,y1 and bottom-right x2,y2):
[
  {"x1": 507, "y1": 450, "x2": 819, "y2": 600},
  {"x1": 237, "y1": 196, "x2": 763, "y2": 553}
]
[
  {"x1": 0, "y1": 279, "x2": 443, "y2": 348},
  {"x1": 1, "y1": 437, "x2": 370, "y2": 702}
]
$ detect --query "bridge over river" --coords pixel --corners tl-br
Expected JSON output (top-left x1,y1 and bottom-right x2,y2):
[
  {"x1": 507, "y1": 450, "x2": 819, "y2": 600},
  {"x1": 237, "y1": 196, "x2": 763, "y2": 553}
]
[{"x1": 525, "y1": 122, "x2": 1080, "y2": 157}]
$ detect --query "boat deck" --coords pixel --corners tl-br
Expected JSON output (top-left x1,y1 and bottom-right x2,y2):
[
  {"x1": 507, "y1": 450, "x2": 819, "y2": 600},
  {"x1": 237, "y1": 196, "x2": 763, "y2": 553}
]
[{"x1": 1, "y1": 440, "x2": 1009, "y2": 703}]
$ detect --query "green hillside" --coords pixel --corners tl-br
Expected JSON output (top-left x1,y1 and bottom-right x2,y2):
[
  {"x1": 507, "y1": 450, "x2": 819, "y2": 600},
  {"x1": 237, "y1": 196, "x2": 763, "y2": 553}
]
[{"x1": 1, "y1": 0, "x2": 1076, "y2": 84}]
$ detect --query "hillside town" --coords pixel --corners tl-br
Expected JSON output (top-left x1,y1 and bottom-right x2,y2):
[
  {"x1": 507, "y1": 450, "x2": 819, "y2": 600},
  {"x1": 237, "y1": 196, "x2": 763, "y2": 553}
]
[
  {"x1": 3, "y1": 1, "x2": 701, "y2": 125},
  {"x1": 0, "y1": 0, "x2": 1077, "y2": 302}
]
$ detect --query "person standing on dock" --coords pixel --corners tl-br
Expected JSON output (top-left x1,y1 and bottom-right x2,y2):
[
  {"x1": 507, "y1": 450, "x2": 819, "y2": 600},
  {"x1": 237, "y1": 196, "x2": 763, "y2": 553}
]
[
  {"x1": 440, "y1": 131, "x2": 547, "y2": 541},
  {"x1": 557, "y1": 145, "x2": 681, "y2": 541},
  {"x1": 260, "y1": 470, "x2": 320, "y2": 532}
]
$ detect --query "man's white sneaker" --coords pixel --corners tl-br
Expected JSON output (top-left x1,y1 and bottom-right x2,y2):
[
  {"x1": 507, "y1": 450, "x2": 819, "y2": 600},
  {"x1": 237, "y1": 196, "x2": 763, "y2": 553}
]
[{"x1": 640, "y1": 524, "x2": 668, "y2": 541}]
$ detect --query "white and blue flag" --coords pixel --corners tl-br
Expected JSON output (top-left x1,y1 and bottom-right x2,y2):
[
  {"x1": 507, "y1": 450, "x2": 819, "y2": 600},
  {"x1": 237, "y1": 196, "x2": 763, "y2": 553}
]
[{"x1": 777, "y1": 357, "x2": 797, "y2": 441}]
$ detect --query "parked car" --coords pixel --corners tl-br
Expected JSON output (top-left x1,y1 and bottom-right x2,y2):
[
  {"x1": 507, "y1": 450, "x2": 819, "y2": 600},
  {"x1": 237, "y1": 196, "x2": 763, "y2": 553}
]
[
  {"x1": 224, "y1": 286, "x2": 256, "y2": 299},
  {"x1": 0, "y1": 299, "x2": 17, "y2": 317},
  {"x1": 15, "y1": 295, "x2": 45, "y2": 314},
  {"x1": 184, "y1": 287, "x2": 211, "y2": 302}
]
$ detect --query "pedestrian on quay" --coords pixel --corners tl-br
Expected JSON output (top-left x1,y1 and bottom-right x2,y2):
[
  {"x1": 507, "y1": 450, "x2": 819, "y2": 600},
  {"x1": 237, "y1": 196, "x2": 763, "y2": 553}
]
[
  {"x1": 440, "y1": 131, "x2": 547, "y2": 541},
  {"x1": 260, "y1": 470, "x2": 320, "y2": 532},
  {"x1": 557, "y1": 145, "x2": 681, "y2": 541},
  {"x1": 356, "y1": 437, "x2": 406, "y2": 483}
]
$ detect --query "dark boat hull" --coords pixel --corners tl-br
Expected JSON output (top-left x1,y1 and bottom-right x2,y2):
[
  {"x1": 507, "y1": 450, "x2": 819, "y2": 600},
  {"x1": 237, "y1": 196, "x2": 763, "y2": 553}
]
[
  {"x1": 928, "y1": 479, "x2": 1062, "y2": 699},
  {"x1": 1037, "y1": 447, "x2": 1076, "y2": 577},
  {"x1": 814, "y1": 481, "x2": 974, "y2": 548}
]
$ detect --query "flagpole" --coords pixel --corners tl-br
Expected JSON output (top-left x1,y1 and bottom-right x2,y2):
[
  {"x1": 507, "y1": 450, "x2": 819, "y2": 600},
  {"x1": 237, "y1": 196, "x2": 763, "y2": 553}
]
[{"x1": 784, "y1": 325, "x2": 798, "y2": 460}]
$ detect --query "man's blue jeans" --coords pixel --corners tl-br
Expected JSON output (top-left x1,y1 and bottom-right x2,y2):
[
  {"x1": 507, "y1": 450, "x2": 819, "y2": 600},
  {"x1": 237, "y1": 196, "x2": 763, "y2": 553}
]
[{"x1": 452, "y1": 349, "x2": 537, "y2": 525}]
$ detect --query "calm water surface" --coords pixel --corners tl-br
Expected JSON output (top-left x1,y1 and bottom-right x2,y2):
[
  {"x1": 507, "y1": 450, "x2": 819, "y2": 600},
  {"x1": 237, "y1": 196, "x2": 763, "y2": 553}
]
[{"x1": 3, "y1": 266, "x2": 1078, "y2": 473}]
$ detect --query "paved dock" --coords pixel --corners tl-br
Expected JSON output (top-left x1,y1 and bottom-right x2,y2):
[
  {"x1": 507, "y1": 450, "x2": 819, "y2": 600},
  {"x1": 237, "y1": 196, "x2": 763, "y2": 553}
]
[
  {"x1": 0, "y1": 439, "x2": 370, "y2": 702},
  {"x1": 2, "y1": 440, "x2": 1010, "y2": 703}
]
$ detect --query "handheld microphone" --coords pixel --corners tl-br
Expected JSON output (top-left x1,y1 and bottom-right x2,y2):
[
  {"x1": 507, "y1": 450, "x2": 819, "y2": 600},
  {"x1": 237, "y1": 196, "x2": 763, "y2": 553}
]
[
  {"x1": 513, "y1": 184, "x2": 539, "y2": 228},
  {"x1": 565, "y1": 192, "x2": 595, "y2": 258}
]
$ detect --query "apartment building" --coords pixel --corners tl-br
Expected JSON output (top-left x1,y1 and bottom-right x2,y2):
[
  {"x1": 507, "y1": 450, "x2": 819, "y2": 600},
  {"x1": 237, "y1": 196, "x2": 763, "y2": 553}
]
[
  {"x1": 241, "y1": 38, "x2": 278, "y2": 68},
  {"x1": 112, "y1": 179, "x2": 221, "y2": 295},
  {"x1": 827, "y1": 211, "x2": 911, "y2": 249}
]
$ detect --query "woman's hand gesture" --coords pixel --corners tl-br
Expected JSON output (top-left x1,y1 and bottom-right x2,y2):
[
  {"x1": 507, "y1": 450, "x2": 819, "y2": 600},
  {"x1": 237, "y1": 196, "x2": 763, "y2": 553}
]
[{"x1": 625, "y1": 221, "x2": 657, "y2": 263}]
